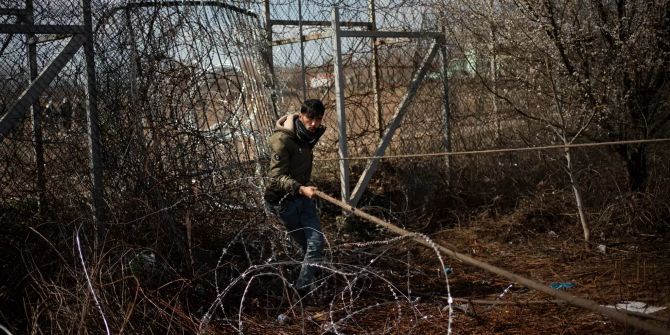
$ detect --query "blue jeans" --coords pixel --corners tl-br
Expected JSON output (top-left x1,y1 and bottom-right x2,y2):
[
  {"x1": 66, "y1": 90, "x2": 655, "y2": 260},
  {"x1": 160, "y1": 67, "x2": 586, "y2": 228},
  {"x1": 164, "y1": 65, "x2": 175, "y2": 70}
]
[{"x1": 274, "y1": 196, "x2": 324, "y2": 290}]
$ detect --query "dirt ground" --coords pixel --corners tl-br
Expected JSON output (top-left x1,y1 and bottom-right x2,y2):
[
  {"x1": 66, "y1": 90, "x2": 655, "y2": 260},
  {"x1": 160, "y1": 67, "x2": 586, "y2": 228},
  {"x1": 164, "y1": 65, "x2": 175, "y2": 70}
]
[
  {"x1": 3, "y1": 187, "x2": 668, "y2": 334},
  {"x1": 214, "y1": 208, "x2": 670, "y2": 334}
]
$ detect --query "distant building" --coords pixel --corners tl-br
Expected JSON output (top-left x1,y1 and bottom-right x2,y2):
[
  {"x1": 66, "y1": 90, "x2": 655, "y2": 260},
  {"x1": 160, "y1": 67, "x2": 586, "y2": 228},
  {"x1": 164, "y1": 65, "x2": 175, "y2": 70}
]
[{"x1": 309, "y1": 73, "x2": 334, "y2": 88}]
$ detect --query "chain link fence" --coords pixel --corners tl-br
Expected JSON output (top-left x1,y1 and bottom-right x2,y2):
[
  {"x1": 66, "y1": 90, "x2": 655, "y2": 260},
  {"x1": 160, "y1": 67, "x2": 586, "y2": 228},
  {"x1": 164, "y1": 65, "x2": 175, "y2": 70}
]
[
  {"x1": 3, "y1": 0, "x2": 670, "y2": 333},
  {"x1": 1, "y1": 1, "x2": 458, "y2": 331},
  {"x1": 5, "y1": 0, "x2": 666, "y2": 237},
  {"x1": 2, "y1": 1, "x2": 281, "y2": 330},
  {"x1": 95, "y1": 1, "x2": 276, "y2": 221},
  {"x1": 2, "y1": 0, "x2": 455, "y2": 224},
  {"x1": 268, "y1": 0, "x2": 450, "y2": 208},
  {"x1": 2, "y1": 0, "x2": 277, "y2": 223},
  {"x1": 1, "y1": 0, "x2": 91, "y2": 220}
]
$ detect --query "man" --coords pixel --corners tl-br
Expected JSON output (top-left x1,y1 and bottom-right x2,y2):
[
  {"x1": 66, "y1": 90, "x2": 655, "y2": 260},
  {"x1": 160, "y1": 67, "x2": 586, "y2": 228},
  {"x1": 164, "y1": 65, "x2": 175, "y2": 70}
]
[{"x1": 264, "y1": 99, "x2": 326, "y2": 298}]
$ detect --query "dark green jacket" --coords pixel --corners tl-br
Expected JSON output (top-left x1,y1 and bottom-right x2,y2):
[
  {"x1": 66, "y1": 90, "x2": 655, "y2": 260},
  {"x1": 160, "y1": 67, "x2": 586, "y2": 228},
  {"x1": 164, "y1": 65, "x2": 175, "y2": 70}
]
[{"x1": 264, "y1": 114, "x2": 325, "y2": 205}]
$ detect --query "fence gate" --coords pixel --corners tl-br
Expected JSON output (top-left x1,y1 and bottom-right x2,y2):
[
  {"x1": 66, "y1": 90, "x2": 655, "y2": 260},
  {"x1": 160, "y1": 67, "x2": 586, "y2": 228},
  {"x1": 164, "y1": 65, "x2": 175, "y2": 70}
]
[
  {"x1": 1, "y1": 1, "x2": 277, "y2": 247},
  {"x1": 265, "y1": 1, "x2": 452, "y2": 206},
  {"x1": 0, "y1": 0, "x2": 104, "y2": 241}
]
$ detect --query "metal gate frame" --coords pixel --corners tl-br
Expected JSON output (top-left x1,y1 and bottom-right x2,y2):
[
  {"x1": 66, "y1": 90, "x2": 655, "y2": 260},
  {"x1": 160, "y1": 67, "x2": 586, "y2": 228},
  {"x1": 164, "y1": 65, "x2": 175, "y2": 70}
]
[
  {"x1": 0, "y1": 0, "x2": 104, "y2": 242},
  {"x1": 264, "y1": 2, "x2": 452, "y2": 207}
]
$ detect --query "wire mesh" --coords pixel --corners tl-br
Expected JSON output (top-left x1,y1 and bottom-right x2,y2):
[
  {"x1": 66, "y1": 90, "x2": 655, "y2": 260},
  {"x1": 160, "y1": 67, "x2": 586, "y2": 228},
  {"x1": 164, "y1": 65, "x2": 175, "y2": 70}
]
[
  {"x1": 3, "y1": 1, "x2": 670, "y2": 334},
  {"x1": 2, "y1": 0, "x2": 452, "y2": 220},
  {"x1": 267, "y1": 0, "x2": 449, "y2": 206},
  {"x1": 94, "y1": 2, "x2": 275, "y2": 219},
  {"x1": 1, "y1": 0, "x2": 277, "y2": 225},
  {"x1": 1, "y1": 1, "x2": 456, "y2": 332},
  {"x1": 1, "y1": 0, "x2": 90, "y2": 218}
]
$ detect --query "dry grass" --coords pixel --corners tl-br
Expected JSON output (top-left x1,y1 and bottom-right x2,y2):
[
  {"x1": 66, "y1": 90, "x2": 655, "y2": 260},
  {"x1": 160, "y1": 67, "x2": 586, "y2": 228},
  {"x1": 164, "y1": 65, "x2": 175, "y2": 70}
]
[{"x1": 2, "y1": 159, "x2": 670, "y2": 334}]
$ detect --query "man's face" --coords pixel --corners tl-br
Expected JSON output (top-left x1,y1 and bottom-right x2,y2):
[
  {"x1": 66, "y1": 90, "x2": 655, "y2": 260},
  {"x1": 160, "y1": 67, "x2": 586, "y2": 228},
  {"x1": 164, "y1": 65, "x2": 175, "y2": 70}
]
[{"x1": 299, "y1": 113, "x2": 323, "y2": 133}]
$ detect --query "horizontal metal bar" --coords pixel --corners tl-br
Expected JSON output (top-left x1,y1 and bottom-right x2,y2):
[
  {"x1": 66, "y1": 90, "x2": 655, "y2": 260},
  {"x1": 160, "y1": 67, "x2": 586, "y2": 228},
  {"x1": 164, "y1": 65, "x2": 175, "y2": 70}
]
[
  {"x1": 270, "y1": 31, "x2": 444, "y2": 46},
  {"x1": 272, "y1": 31, "x2": 332, "y2": 46},
  {"x1": 340, "y1": 30, "x2": 442, "y2": 39},
  {"x1": 33, "y1": 34, "x2": 72, "y2": 44},
  {"x1": 125, "y1": 1, "x2": 257, "y2": 18},
  {"x1": 0, "y1": 34, "x2": 85, "y2": 140},
  {"x1": 0, "y1": 8, "x2": 27, "y2": 16},
  {"x1": 270, "y1": 19, "x2": 372, "y2": 28},
  {"x1": 0, "y1": 24, "x2": 86, "y2": 34}
]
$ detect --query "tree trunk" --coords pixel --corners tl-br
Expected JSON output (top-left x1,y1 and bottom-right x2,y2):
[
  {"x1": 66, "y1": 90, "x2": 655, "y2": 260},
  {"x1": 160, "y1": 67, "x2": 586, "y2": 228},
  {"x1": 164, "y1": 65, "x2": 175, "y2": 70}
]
[
  {"x1": 617, "y1": 144, "x2": 648, "y2": 193},
  {"x1": 564, "y1": 146, "x2": 590, "y2": 242}
]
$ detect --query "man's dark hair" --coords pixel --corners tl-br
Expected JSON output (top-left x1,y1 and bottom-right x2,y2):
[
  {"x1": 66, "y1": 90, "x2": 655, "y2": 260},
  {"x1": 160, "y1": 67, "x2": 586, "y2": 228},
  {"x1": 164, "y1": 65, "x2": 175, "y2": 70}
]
[{"x1": 300, "y1": 99, "x2": 325, "y2": 118}]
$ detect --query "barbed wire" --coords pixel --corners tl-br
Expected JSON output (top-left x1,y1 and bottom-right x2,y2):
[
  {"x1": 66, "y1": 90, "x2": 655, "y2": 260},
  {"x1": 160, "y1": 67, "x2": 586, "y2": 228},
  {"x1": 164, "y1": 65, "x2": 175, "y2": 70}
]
[{"x1": 2, "y1": 0, "x2": 669, "y2": 334}]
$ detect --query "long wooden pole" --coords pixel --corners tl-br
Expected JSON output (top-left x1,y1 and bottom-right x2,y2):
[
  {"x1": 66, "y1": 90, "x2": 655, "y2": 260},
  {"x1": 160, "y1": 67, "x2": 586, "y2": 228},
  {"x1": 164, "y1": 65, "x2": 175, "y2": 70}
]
[{"x1": 314, "y1": 190, "x2": 670, "y2": 335}]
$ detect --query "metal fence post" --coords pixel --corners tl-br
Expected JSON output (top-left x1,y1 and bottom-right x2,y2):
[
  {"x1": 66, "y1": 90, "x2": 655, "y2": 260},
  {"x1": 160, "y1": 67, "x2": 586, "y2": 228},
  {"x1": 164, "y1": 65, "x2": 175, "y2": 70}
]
[
  {"x1": 368, "y1": 0, "x2": 383, "y2": 139},
  {"x1": 81, "y1": 0, "x2": 105, "y2": 245},
  {"x1": 263, "y1": 0, "x2": 279, "y2": 119},
  {"x1": 298, "y1": 0, "x2": 306, "y2": 100},
  {"x1": 263, "y1": 0, "x2": 273, "y2": 72},
  {"x1": 349, "y1": 41, "x2": 440, "y2": 207},
  {"x1": 26, "y1": 0, "x2": 46, "y2": 215},
  {"x1": 439, "y1": 34, "x2": 452, "y2": 187},
  {"x1": 331, "y1": 6, "x2": 350, "y2": 203}
]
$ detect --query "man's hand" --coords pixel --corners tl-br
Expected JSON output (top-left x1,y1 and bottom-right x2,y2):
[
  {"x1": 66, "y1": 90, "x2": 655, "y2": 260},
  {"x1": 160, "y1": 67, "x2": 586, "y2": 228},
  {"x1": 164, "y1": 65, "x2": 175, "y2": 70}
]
[{"x1": 299, "y1": 185, "x2": 318, "y2": 199}]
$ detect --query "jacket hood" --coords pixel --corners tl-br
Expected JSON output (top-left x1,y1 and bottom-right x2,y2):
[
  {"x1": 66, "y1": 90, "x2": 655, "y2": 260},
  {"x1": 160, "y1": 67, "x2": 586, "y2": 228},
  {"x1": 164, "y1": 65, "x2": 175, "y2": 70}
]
[{"x1": 275, "y1": 114, "x2": 297, "y2": 137}]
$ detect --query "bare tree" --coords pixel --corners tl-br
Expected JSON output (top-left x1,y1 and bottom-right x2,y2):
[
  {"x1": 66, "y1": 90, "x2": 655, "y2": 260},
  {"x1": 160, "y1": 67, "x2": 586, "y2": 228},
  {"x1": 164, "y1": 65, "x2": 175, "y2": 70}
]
[
  {"x1": 441, "y1": 0, "x2": 597, "y2": 239},
  {"x1": 438, "y1": 0, "x2": 670, "y2": 238},
  {"x1": 516, "y1": 0, "x2": 670, "y2": 192}
]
